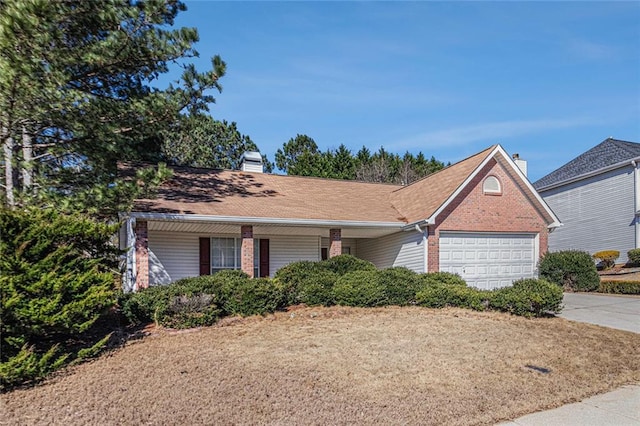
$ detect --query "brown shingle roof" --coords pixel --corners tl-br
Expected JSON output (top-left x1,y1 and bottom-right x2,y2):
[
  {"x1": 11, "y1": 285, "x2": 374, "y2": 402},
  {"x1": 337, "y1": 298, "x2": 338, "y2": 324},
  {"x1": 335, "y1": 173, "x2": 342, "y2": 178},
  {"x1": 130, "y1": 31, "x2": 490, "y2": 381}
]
[
  {"x1": 130, "y1": 166, "x2": 405, "y2": 222},
  {"x1": 390, "y1": 146, "x2": 496, "y2": 223},
  {"x1": 127, "y1": 145, "x2": 510, "y2": 225}
]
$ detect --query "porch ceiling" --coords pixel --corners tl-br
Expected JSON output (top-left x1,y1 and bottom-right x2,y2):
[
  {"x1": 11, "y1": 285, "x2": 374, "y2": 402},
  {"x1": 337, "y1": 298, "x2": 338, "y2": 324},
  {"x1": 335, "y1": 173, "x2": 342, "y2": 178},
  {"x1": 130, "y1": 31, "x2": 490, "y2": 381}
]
[{"x1": 146, "y1": 220, "x2": 401, "y2": 239}]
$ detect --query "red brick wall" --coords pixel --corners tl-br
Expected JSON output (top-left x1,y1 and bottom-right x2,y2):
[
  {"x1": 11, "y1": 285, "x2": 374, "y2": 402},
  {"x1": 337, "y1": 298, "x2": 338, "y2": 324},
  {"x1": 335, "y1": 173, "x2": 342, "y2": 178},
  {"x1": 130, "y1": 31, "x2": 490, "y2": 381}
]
[
  {"x1": 241, "y1": 225, "x2": 254, "y2": 277},
  {"x1": 135, "y1": 220, "x2": 149, "y2": 290},
  {"x1": 427, "y1": 159, "x2": 549, "y2": 271},
  {"x1": 329, "y1": 228, "x2": 342, "y2": 258}
]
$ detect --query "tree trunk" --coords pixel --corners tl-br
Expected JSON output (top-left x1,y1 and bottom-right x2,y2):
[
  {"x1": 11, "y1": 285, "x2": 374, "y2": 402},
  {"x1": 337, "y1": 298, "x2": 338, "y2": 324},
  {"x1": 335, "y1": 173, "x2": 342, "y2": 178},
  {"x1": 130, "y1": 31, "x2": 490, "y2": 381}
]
[
  {"x1": 3, "y1": 128, "x2": 16, "y2": 207},
  {"x1": 22, "y1": 126, "x2": 33, "y2": 191}
]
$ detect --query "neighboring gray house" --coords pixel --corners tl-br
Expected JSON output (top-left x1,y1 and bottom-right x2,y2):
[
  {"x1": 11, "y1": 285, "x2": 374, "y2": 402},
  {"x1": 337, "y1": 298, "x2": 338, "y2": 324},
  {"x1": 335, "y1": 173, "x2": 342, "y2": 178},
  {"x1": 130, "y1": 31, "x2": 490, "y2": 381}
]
[{"x1": 533, "y1": 138, "x2": 640, "y2": 263}]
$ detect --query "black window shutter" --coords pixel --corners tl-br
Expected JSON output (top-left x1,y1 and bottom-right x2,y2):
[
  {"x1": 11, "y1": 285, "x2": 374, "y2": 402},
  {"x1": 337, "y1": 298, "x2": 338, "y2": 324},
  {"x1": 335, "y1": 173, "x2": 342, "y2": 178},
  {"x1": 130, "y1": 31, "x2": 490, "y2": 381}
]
[
  {"x1": 199, "y1": 237, "x2": 211, "y2": 275},
  {"x1": 259, "y1": 239, "x2": 270, "y2": 277}
]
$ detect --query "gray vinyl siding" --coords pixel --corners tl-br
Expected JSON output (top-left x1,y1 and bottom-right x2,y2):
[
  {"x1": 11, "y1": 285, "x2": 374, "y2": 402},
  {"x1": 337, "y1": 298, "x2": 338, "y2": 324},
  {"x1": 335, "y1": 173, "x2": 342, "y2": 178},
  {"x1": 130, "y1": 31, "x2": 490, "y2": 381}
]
[
  {"x1": 357, "y1": 231, "x2": 425, "y2": 273},
  {"x1": 147, "y1": 231, "x2": 321, "y2": 284},
  {"x1": 148, "y1": 230, "x2": 200, "y2": 286},
  {"x1": 268, "y1": 235, "x2": 321, "y2": 276},
  {"x1": 540, "y1": 166, "x2": 636, "y2": 263}
]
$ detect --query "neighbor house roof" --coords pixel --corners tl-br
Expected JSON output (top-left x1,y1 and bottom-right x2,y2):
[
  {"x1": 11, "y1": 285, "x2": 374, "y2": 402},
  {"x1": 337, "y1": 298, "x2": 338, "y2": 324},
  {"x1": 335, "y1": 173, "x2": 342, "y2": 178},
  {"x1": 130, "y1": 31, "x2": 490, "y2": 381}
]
[
  {"x1": 533, "y1": 138, "x2": 640, "y2": 191},
  {"x1": 124, "y1": 144, "x2": 559, "y2": 227}
]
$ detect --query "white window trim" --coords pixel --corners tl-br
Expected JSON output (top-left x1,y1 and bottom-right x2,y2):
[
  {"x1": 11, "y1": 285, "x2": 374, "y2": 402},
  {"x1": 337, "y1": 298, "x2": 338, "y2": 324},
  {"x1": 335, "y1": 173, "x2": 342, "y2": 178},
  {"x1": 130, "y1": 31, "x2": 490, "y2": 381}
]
[
  {"x1": 210, "y1": 237, "x2": 259, "y2": 276},
  {"x1": 483, "y1": 175, "x2": 502, "y2": 195}
]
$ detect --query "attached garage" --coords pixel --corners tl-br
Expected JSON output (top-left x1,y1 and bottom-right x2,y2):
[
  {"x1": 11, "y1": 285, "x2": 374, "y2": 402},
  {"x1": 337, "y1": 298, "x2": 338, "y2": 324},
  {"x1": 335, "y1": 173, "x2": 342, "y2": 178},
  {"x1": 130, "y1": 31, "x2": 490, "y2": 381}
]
[{"x1": 439, "y1": 232, "x2": 538, "y2": 290}]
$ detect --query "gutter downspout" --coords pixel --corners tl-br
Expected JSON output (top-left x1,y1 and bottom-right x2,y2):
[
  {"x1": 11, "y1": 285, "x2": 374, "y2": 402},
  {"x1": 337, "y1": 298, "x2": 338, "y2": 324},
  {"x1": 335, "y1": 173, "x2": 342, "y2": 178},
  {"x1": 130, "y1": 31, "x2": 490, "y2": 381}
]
[
  {"x1": 414, "y1": 224, "x2": 429, "y2": 273},
  {"x1": 633, "y1": 160, "x2": 640, "y2": 249}
]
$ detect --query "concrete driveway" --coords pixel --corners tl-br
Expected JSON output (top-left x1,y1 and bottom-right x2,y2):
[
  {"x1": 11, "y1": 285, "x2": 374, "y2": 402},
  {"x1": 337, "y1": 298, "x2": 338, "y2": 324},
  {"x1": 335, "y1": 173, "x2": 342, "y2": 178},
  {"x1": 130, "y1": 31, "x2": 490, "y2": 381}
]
[{"x1": 560, "y1": 292, "x2": 640, "y2": 333}]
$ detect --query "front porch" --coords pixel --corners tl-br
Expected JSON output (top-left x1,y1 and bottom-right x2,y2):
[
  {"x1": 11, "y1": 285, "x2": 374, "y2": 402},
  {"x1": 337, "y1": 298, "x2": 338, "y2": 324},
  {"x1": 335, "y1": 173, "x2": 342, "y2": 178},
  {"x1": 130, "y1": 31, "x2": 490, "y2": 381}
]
[{"x1": 122, "y1": 215, "x2": 415, "y2": 292}]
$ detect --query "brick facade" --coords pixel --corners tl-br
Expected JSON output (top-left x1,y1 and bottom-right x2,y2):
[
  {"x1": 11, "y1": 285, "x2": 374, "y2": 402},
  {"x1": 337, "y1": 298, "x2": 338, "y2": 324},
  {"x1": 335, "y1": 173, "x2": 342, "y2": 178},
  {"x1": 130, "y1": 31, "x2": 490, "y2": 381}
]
[
  {"x1": 329, "y1": 228, "x2": 342, "y2": 258},
  {"x1": 427, "y1": 159, "x2": 549, "y2": 272},
  {"x1": 241, "y1": 225, "x2": 254, "y2": 277},
  {"x1": 134, "y1": 220, "x2": 149, "y2": 290}
]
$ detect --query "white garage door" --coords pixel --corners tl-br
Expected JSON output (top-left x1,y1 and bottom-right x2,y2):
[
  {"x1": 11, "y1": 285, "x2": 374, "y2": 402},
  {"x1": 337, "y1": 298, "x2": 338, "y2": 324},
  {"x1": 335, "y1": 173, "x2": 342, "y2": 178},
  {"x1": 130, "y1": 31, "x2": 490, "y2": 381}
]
[{"x1": 439, "y1": 232, "x2": 537, "y2": 290}]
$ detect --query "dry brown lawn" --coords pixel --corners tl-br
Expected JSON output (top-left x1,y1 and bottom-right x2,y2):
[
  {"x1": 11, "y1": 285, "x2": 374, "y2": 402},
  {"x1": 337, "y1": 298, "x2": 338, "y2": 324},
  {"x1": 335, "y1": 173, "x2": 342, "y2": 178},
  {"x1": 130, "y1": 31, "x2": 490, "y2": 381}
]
[{"x1": 2, "y1": 306, "x2": 639, "y2": 426}]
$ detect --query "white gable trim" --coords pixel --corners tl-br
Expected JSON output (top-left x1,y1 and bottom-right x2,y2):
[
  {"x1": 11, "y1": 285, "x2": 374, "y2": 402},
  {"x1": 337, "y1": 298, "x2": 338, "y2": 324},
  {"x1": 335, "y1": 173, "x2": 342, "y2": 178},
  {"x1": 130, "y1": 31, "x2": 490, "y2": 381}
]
[{"x1": 411, "y1": 145, "x2": 561, "y2": 229}]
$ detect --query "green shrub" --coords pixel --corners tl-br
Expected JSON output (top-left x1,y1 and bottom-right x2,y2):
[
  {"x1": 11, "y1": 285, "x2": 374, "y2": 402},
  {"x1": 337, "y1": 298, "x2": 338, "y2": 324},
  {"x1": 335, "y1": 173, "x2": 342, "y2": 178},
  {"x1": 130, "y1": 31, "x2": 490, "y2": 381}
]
[
  {"x1": 418, "y1": 271, "x2": 467, "y2": 288},
  {"x1": 275, "y1": 261, "x2": 331, "y2": 305},
  {"x1": 120, "y1": 276, "x2": 223, "y2": 329},
  {"x1": 598, "y1": 280, "x2": 640, "y2": 295},
  {"x1": 592, "y1": 250, "x2": 620, "y2": 270},
  {"x1": 322, "y1": 254, "x2": 376, "y2": 276},
  {"x1": 0, "y1": 208, "x2": 118, "y2": 389},
  {"x1": 219, "y1": 277, "x2": 285, "y2": 317},
  {"x1": 538, "y1": 250, "x2": 600, "y2": 292},
  {"x1": 294, "y1": 269, "x2": 339, "y2": 306},
  {"x1": 490, "y1": 278, "x2": 563, "y2": 317},
  {"x1": 627, "y1": 249, "x2": 640, "y2": 265},
  {"x1": 378, "y1": 267, "x2": 422, "y2": 306},
  {"x1": 120, "y1": 285, "x2": 173, "y2": 325},
  {"x1": 333, "y1": 270, "x2": 387, "y2": 307},
  {"x1": 416, "y1": 285, "x2": 487, "y2": 311}
]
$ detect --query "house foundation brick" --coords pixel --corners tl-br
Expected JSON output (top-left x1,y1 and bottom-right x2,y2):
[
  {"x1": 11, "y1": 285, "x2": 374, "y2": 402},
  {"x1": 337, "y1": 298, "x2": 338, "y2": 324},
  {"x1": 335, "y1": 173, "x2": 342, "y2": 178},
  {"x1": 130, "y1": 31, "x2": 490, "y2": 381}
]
[
  {"x1": 241, "y1": 225, "x2": 254, "y2": 277},
  {"x1": 329, "y1": 228, "x2": 342, "y2": 258},
  {"x1": 135, "y1": 220, "x2": 149, "y2": 290}
]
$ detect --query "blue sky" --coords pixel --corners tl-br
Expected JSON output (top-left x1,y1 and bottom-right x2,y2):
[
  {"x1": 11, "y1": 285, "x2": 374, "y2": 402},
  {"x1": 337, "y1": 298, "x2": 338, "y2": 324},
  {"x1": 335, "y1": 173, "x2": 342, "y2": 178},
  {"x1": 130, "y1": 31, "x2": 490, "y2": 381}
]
[{"x1": 164, "y1": 1, "x2": 640, "y2": 182}]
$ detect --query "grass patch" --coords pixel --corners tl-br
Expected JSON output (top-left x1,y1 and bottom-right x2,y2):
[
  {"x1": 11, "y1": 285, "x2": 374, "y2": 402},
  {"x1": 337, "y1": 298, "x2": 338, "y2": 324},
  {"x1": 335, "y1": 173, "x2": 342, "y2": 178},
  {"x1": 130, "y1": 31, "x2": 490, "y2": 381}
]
[{"x1": 2, "y1": 307, "x2": 639, "y2": 425}]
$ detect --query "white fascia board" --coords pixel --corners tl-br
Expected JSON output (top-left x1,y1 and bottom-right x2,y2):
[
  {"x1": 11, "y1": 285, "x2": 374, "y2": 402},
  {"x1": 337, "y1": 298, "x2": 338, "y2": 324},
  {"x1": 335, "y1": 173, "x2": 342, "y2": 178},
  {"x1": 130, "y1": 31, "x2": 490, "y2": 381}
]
[
  {"x1": 128, "y1": 212, "x2": 404, "y2": 229},
  {"x1": 536, "y1": 157, "x2": 640, "y2": 192},
  {"x1": 420, "y1": 145, "x2": 562, "y2": 228}
]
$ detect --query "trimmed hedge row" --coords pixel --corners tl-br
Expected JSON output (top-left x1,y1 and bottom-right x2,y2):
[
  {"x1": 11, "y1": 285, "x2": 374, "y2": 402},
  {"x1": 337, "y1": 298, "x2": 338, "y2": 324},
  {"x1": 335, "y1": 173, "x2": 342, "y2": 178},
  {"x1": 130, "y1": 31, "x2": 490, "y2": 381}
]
[
  {"x1": 121, "y1": 255, "x2": 564, "y2": 328},
  {"x1": 598, "y1": 280, "x2": 640, "y2": 295}
]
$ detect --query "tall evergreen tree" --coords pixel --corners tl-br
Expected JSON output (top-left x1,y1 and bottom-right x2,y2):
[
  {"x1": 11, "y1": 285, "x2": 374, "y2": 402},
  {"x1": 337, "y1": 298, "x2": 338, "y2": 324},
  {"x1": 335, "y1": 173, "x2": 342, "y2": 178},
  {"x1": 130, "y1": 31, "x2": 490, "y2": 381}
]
[
  {"x1": 161, "y1": 114, "x2": 273, "y2": 171},
  {"x1": 275, "y1": 134, "x2": 324, "y2": 176},
  {"x1": 0, "y1": 0, "x2": 225, "y2": 214}
]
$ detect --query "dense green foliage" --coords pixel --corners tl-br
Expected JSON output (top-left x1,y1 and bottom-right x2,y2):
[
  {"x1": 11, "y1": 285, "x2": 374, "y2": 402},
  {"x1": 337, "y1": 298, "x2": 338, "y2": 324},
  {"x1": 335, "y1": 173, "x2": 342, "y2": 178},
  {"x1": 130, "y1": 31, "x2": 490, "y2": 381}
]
[
  {"x1": 217, "y1": 276, "x2": 284, "y2": 317},
  {"x1": 274, "y1": 134, "x2": 446, "y2": 184},
  {"x1": 0, "y1": 0, "x2": 225, "y2": 216},
  {"x1": 418, "y1": 271, "x2": 468, "y2": 287},
  {"x1": 120, "y1": 274, "x2": 224, "y2": 328},
  {"x1": 627, "y1": 249, "x2": 640, "y2": 265},
  {"x1": 538, "y1": 250, "x2": 600, "y2": 292},
  {"x1": 0, "y1": 208, "x2": 119, "y2": 388},
  {"x1": 160, "y1": 114, "x2": 273, "y2": 172},
  {"x1": 275, "y1": 255, "x2": 375, "y2": 306},
  {"x1": 592, "y1": 250, "x2": 620, "y2": 270},
  {"x1": 121, "y1": 270, "x2": 285, "y2": 326},
  {"x1": 416, "y1": 285, "x2": 488, "y2": 311},
  {"x1": 333, "y1": 270, "x2": 388, "y2": 307},
  {"x1": 378, "y1": 267, "x2": 423, "y2": 306},
  {"x1": 598, "y1": 280, "x2": 640, "y2": 295},
  {"x1": 292, "y1": 269, "x2": 340, "y2": 307},
  {"x1": 489, "y1": 279, "x2": 563, "y2": 317},
  {"x1": 323, "y1": 254, "x2": 377, "y2": 276}
]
